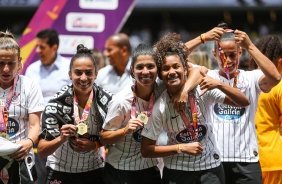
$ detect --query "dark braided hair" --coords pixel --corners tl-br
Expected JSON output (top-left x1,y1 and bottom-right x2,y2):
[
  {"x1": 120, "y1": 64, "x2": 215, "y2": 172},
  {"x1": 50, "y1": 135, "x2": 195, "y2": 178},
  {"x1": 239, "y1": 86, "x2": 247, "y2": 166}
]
[
  {"x1": 250, "y1": 35, "x2": 282, "y2": 69},
  {"x1": 69, "y1": 44, "x2": 97, "y2": 72},
  {"x1": 154, "y1": 32, "x2": 188, "y2": 79}
]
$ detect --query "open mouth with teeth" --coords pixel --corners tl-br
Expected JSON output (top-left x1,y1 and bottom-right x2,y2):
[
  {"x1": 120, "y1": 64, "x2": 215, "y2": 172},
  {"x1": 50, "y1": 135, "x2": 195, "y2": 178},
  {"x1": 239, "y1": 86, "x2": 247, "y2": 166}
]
[{"x1": 79, "y1": 82, "x2": 90, "y2": 87}]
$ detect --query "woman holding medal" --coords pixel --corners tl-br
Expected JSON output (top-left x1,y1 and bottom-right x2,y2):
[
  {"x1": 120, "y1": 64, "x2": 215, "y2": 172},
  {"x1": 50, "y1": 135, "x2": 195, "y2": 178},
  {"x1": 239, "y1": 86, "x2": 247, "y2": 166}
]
[
  {"x1": 100, "y1": 44, "x2": 163, "y2": 184},
  {"x1": 0, "y1": 31, "x2": 44, "y2": 183},
  {"x1": 100, "y1": 43, "x2": 209, "y2": 184},
  {"x1": 37, "y1": 44, "x2": 112, "y2": 184},
  {"x1": 140, "y1": 32, "x2": 250, "y2": 184}
]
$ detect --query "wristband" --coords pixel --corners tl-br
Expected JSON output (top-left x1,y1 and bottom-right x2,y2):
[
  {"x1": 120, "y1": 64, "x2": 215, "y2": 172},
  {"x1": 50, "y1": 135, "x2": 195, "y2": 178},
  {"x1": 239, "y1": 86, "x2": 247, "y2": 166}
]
[
  {"x1": 200, "y1": 34, "x2": 206, "y2": 44},
  {"x1": 176, "y1": 144, "x2": 182, "y2": 153},
  {"x1": 27, "y1": 138, "x2": 35, "y2": 147}
]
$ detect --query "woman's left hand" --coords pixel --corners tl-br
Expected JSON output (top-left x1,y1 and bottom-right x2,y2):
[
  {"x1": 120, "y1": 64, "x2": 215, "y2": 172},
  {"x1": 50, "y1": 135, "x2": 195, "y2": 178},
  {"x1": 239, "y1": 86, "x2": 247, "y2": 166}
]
[
  {"x1": 234, "y1": 30, "x2": 253, "y2": 50},
  {"x1": 170, "y1": 86, "x2": 188, "y2": 112},
  {"x1": 9, "y1": 140, "x2": 33, "y2": 161},
  {"x1": 70, "y1": 137, "x2": 97, "y2": 152}
]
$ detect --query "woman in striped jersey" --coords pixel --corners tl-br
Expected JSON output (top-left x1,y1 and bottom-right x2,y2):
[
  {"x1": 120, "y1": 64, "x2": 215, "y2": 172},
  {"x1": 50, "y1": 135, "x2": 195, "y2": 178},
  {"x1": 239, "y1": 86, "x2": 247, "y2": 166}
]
[
  {"x1": 100, "y1": 43, "x2": 207, "y2": 184},
  {"x1": 0, "y1": 31, "x2": 45, "y2": 183},
  {"x1": 37, "y1": 44, "x2": 112, "y2": 184},
  {"x1": 141, "y1": 32, "x2": 250, "y2": 184}
]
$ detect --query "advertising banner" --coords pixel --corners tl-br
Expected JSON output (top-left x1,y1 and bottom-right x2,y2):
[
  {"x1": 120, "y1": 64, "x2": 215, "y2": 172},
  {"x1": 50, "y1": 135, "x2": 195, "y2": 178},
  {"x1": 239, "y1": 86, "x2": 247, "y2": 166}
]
[{"x1": 19, "y1": 0, "x2": 136, "y2": 73}]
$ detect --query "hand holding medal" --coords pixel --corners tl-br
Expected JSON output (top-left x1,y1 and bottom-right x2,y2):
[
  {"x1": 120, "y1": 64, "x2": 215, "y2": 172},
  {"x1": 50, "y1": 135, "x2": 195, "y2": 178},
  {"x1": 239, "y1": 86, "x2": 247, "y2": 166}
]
[{"x1": 73, "y1": 90, "x2": 93, "y2": 136}]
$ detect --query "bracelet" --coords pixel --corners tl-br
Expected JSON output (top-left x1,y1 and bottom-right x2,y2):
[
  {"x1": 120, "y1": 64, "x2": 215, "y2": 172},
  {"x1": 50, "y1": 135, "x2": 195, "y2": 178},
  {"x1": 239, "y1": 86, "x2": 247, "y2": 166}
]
[
  {"x1": 200, "y1": 34, "x2": 206, "y2": 44},
  {"x1": 122, "y1": 128, "x2": 126, "y2": 136},
  {"x1": 176, "y1": 144, "x2": 182, "y2": 153},
  {"x1": 27, "y1": 138, "x2": 35, "y2": 147}
]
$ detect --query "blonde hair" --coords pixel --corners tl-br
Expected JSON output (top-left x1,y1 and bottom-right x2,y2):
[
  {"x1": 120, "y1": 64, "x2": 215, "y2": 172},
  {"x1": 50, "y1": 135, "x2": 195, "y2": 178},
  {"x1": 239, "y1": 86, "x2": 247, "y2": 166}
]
[{"x1": 188, "y1": 50, "x2": 213, "y2": 69}]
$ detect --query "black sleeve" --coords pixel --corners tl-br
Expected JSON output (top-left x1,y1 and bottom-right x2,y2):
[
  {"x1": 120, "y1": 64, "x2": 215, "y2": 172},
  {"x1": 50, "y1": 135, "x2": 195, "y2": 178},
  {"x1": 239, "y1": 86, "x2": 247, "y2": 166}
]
[{"x1": 39, "y1": 99, "x2": 73, "y2": 141}]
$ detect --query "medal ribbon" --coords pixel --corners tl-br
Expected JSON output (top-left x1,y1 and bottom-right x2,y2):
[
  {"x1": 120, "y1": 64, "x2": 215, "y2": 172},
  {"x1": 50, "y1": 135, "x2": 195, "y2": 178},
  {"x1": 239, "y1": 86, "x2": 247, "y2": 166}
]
[
  {"x1": 131, "y1": 82, "x2": 154, "y2": 119},
  {"x1": 73, "y1": 90, "x2": 93, "y2": 124},
  {"x1": 0, "y1": 75, "x2": 19, "y2": 132},
  {"x1": 179, "y1": 90, "x2": 198, "y2": 141},
  {"x1": 217, "y1": 29, "x2": 239, "y2": 88}
]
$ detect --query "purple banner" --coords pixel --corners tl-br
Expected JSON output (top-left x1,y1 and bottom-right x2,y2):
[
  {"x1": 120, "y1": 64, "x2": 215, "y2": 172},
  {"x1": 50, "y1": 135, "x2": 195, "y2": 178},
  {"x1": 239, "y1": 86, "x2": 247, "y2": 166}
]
[{"x1": 19, "y1": 0, "x2": 136, "y2": 73}]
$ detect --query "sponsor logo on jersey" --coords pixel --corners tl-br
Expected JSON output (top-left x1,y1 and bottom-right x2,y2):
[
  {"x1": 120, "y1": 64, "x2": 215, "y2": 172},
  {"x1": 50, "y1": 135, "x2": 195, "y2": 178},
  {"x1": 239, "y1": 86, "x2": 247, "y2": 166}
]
[
  {"x1": 175, "y1": 125, "x2": 207, "y2": 143},
  {"x1": 7, "y1": 117, "x2": 19, "y2": 137},
  {"x1": 133, "y1": 128, "x2": 143, "y2": 143},
  {"x1": 213, "y1": 103, "x2": 245, "y2": 120}
]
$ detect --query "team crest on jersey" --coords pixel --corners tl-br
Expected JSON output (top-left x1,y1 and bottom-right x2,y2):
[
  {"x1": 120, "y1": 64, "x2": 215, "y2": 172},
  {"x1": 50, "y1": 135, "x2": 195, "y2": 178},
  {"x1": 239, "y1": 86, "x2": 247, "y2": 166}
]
[
  {"x1": 213, "y1": 103, "x2": 245, "y2": 120},
  {"x1": 65, "y1": 96, "x2": 72, "y2": 105},
  {"x1": 175, "y1": 125, "x2": 207, "y2": 143},
  {"x1": 91, "y1": 113, "x2": 102, "y2": 125},
  {"x1": 236, "y1": 79, "x2": 247, "y2": 91},
  {"x1": 133, "y1": 128, "x2": 143, "y2": 143},
  {"x1": 11, "y1": 93, "x2": 20, "y2": 106},
  {"x1": 62, "y1": 106, "x2": 71, "y2": 114},
  {"x1": 7, "y1": 117, "x2": 19, "y2": 137}
]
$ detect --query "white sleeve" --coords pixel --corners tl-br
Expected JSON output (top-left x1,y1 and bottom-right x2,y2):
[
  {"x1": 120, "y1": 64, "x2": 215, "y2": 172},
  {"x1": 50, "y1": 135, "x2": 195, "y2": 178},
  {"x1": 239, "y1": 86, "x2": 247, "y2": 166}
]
[
  {"x1": 102, "y1": 94, "x2": 130, "y2": 131},
  {"x1": 141, "y1": 97, "x2": 163, "y2": 141},
  {"x1": 27, "y1": 79, "x2": 45, "y2": 113}
]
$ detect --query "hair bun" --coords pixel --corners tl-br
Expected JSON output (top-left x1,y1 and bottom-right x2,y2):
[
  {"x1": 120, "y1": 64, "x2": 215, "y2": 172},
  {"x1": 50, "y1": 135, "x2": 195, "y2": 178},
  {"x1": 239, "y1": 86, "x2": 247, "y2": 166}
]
[
  {"x1": 76, "y1": 44, "x2": 91, "y2": 54},
  {"x1": 217, "y1": 22, "x2": 228, "y2": 30}
]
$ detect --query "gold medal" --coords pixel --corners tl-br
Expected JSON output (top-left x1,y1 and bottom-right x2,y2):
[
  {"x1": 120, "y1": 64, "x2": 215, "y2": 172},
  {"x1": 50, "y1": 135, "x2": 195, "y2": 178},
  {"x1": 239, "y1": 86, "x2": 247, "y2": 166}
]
[
  {"x1": 0, "y1": 132, "x2": 9, "y2": 140},
  {"x1": 76, "y1": 123, "x2": 88, "y2": 135},
  {"x1": 137, "y1": 113, "x2": 148, "y2": 124}
]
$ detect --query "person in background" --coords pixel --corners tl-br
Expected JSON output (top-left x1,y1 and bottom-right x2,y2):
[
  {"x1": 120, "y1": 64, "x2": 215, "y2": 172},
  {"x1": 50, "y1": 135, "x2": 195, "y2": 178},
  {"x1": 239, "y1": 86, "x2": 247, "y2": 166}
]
[
  {"x1": 206, "y1": 22, "x2": 281, "y2": 184},
  {"x1": 91, "y1": 48, "x2": 106, "y2": 71},
  {"x1": 25, "y1": 28, "x2": 71, "y2": 105},
  {"x1": 254, "y1": 35, "x2": 282, "y2": 184},
  {"x1": 95, "y1": 33, "x2": 132, "y2": 94},
  {"x1": 141, "y1": 32, "x2": 250, "y2": 184},
  {"x1": 0, "y1": 30, "x2": 44, "y2": 183},
  {"x1": 188, "y1": 50, "x2": 213, "y2": 69},
  {"x1": 37, "y1": 44, "x2": 112, "y2": 184},
  {"x1": 25, "y1": 28, "x2": 71, "y2": 184}
]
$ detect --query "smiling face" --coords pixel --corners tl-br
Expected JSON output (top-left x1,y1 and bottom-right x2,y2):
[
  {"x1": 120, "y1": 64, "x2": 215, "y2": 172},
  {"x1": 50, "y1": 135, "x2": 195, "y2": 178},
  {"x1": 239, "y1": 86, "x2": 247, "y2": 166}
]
[
  {"x1": 69, "y1": 57, "x2": 97, "y2": 96},
  {"x1": 213, "y1": 40, "x2": 242, "y2": 78},
  {"x1": 0, "y1": 49, "x2": 21, "y2": 89},
  {"x1": 161, "y1": 54, "x2": 187, "y2": 95},
  {"x1": 132, "y1": 55, "x2": 157, "y2": 88}
]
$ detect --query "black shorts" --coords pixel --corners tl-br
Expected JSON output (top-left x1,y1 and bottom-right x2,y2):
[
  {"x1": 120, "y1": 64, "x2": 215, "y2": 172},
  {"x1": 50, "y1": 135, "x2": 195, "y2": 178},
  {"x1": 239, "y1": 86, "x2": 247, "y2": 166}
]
[
  {"x1": 223, "y1": 162, "x2": 262, "y2": 184},
  {"x1": 103, "y1": 162, "x2": 161, "y2": 184},
  {"x1": 161, "y1": 164, "x2": 225, "y2": 184},
  {"x1": 46, "y1": 167, "x2": 105, "y2": 184}
]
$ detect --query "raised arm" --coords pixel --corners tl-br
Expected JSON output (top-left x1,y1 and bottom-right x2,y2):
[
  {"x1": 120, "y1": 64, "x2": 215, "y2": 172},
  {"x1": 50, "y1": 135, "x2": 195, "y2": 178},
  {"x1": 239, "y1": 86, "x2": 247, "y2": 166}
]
[
  {"x1": 234, "y1": 30, "x2": 281, "y2": 92},
  {"x1": 199, "y1": 70, "x2": 250, "y2": 107},
  {"x1": 185, "y1": 27, "x2": 225, "y2": 53}
]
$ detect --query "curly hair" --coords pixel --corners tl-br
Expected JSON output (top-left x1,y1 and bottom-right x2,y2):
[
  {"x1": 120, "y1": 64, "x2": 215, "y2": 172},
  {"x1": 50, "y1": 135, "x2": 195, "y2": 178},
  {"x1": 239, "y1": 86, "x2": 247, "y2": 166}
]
[
  {"x1": 154, "y1": 32, "x2": 188, "y2": 78},
  {"x1": 251, "y1": 35, "x2": 282, "y2": 69}
]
